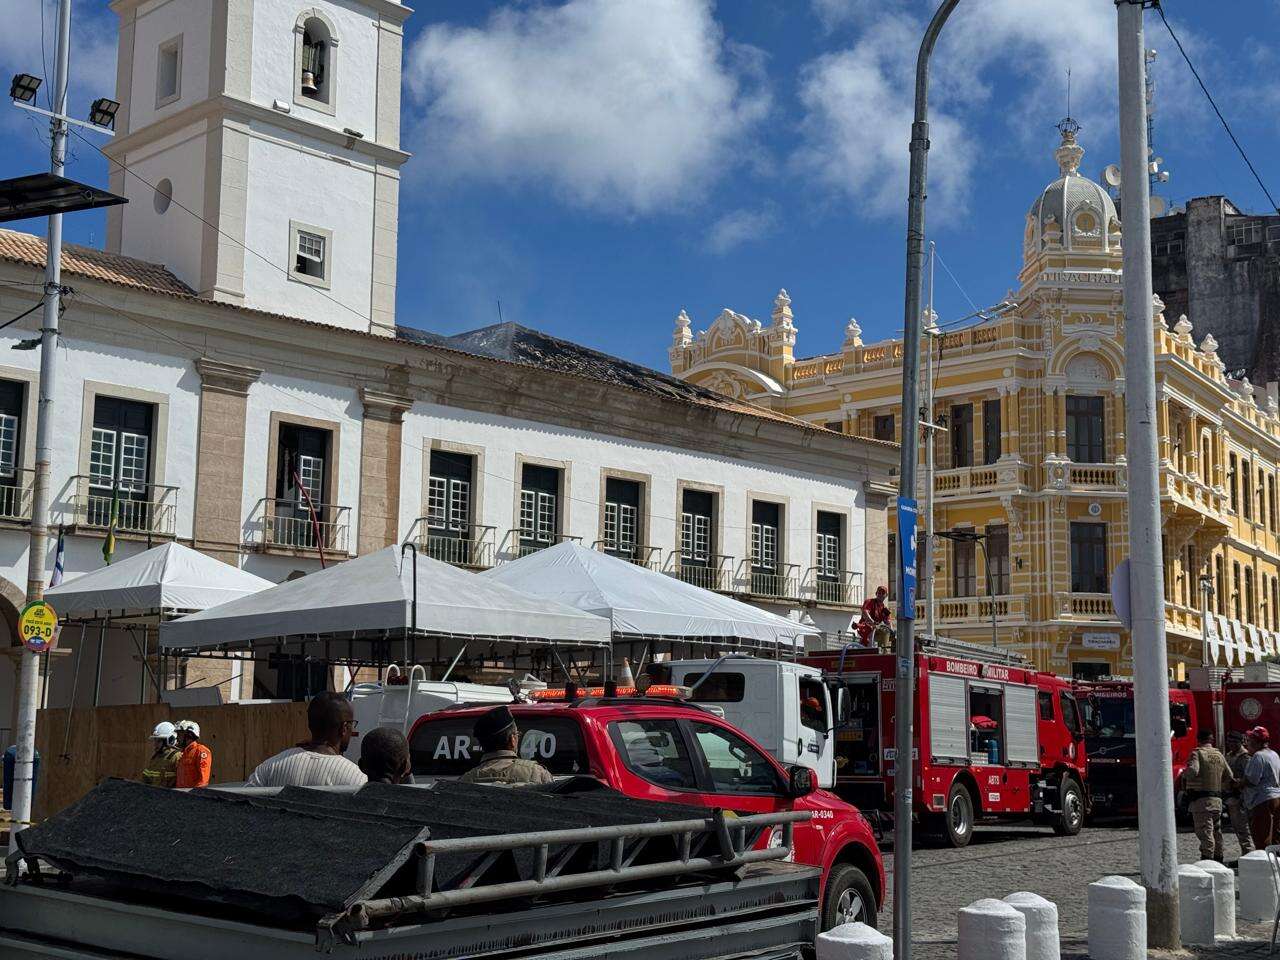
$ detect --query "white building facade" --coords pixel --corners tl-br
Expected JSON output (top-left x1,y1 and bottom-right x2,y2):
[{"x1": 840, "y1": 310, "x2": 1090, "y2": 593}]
[{"x1": 0, "y1": 0, "x2": 896, "y2": 741}]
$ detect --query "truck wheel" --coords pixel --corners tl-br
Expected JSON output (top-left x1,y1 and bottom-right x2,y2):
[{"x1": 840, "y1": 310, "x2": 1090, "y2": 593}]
[
  {"x1": 1053, "y1": 778, "x2": 1084, "y2": 836},
  {"x1": 821, "y1": 863, "x2": 878, "y2": 932},
  {"x1": 943, "y1": 783, "x2": 974, "y2": 848}
]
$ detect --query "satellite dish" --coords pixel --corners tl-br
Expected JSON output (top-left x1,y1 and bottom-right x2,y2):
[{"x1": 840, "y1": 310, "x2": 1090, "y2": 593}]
[
  {"x1": 1102, "y1": 164, "x2": 1123, "y2": 188},
  {"x1": 1150, "y1": 196, "x2": 1168, "y2": 217}
]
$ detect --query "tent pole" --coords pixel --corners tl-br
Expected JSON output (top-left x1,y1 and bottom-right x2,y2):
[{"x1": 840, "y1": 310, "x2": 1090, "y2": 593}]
[
  {"x1": 441, "y1": 644, "x2": 467, "y2": 682},
  {"x1": 92, "y1": 617, "x2": 110, "y2": 706}
]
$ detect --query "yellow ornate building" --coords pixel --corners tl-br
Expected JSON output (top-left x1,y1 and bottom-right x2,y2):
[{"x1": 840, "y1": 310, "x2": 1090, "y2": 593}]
[{"x1": 670, "y1": 125, "x2": 1280, "y2": 677}]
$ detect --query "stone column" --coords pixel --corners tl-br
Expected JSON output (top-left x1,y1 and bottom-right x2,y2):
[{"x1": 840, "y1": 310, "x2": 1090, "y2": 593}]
[
  {"x1": 358, "y1": 389, "x2": 412, "y2": 555},
  {"x1": 192, "y1": 359, "x2": 261, "y2": 561},
  {"x1": 862, "y1": 481, "x2": 894, "y2": 603},
  {"x1": 190, "y1": 358, "x2": 261, "y2": 697}
]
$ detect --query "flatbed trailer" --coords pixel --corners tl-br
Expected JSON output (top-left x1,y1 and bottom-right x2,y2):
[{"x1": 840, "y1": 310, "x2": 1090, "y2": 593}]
[{"x1": 2, "y1": 779, "x2": 821, "y2": 960}]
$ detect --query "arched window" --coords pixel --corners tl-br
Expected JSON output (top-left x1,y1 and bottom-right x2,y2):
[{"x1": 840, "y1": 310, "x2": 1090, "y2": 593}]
[{"x1": 294, "y1": 10, "x2": 337, "y2": 114}]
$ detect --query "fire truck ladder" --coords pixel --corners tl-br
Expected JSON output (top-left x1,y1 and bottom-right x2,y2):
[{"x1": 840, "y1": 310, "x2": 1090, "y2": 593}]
[{"x1": 916, "y1": 633, "x2": 1030, "y2": 667}]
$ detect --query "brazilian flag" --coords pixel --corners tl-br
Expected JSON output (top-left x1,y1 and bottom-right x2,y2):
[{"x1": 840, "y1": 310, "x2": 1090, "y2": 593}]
[{"x1": 102, "y1": 485, "x2": 119, "y2": 564}]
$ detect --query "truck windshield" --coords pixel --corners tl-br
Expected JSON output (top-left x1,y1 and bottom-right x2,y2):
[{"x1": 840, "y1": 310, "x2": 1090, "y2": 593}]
[{"x1": 1086, "y1": 698, "x2": 1136, "y2": 739}]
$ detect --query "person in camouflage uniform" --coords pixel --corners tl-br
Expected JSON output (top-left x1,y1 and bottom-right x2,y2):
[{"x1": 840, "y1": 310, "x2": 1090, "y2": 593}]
[
  {"x1": 141, "y1": 721, "x2": 182, "y2": 788},
  {"x1": 459, "y1": 705, "x2": 552, "y2": 786}
]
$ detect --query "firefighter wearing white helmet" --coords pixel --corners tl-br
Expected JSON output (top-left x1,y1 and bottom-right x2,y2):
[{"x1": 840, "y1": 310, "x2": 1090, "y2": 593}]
[
  {"x1": 175, "y1": 720, "x2": 213, "y2": 789},
  {"x1": 141, "y1": 721, "x2": 181, "y2": 788}
]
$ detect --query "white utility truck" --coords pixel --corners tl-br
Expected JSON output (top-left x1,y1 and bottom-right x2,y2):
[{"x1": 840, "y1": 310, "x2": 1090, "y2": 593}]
[
  {"x1": 343, "y1": 664, "x2": 539, "y2": 759},
  {"x1": 661, "y1": 657, "x2": 842, "y2": 788}
]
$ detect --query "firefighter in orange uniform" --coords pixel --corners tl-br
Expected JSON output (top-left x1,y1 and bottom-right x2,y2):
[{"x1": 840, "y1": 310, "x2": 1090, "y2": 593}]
[{"x1": 174, "y1": 720, "x2": 213, "y2": 788}]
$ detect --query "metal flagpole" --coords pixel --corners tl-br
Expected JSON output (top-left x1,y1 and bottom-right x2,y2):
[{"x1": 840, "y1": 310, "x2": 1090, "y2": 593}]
[
  {"x1": 9, "y1": 0, "x2": 72, "y2": 855},
  {"x1": 924, "y1": 243, "x2": 938, "y2": 642},
  {"x1": 1116, "y1": 0, "x2": 1180, "y2": 946},
  {"x1": 893, "y1": 4, "x2": 960, "y2": 957}
]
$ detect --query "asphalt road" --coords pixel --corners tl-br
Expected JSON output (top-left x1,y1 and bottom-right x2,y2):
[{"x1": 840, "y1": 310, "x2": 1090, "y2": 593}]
[{"x1": 878, "y1": 820, "x2": 1271, "y2": 958}]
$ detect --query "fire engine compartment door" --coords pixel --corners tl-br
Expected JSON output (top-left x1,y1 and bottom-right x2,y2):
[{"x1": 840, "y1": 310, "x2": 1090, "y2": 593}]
[
  {"x1": 1004, "y1": 683, "x2": 1040, "y2": 766},
  {"x1": 929, "y1": 673, "x2": 969, "y2": 762}
]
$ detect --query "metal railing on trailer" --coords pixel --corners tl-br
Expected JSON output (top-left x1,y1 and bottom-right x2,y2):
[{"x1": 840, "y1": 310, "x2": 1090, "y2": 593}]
[{"x1": 333, "y1": 806, "x2": 812, "y2": 940}]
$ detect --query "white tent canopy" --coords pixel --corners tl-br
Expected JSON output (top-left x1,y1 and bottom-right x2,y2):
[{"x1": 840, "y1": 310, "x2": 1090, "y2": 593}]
[
  {"x1": 481, "y1": 542, "x2": 817, "y2": 649},
  {"x1": 45, "y1": 541, "x2": 274, "y2": 619},
  {"x1": 160, "y1": 545, "x2": 611, "y2": 652}
]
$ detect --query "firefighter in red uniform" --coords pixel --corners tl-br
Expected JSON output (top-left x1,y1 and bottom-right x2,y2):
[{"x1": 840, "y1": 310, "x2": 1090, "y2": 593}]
[{"x1": 856, "y1": 586, "x2": 892, "y2": 647}]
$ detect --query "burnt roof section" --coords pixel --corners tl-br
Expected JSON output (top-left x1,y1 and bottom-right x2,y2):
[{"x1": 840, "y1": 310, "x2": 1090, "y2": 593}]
[{"x1": 397, "y1": 321, "x2": 730, "y2": 406}]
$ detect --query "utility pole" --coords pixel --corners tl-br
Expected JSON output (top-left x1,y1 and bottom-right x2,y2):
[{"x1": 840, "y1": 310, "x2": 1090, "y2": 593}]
[
  {"x1": 1116, "y1": 0, "x2": 1180, "y2": 946},
  {"x1": 923, "y1": 244, "x2": 939, "y2": 642},
  {"x1": 9, "y1": 0, "x2": 72, "y2": 855},
  {"x1": 894, "y1": 3, "x2": 959, "y2": 957}
]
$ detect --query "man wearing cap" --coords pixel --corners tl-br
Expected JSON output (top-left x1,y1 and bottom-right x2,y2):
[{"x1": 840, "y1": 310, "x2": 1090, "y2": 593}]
[
  {"x1": 1243, "y1": 725, "x2": 1280, "y2": 849},
  {"x1": 459, "y1": 705, "x2": 552, "y2": 786},
  {"x1": 1224, "y1": 730, "x2": 1255, "y2": 855},
  {"x1": 141, "y1": 721, "x2": 181, "y2": 789}
]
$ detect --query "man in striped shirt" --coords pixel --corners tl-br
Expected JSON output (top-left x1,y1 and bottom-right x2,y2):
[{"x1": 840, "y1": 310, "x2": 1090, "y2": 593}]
[{"x1": 245, "y1": 692, "x2": 367, "y2": 788}]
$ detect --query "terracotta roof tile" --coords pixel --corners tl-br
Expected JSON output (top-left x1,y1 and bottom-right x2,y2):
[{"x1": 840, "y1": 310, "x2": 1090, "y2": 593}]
[{"x1": 0, "y1": 228, "x2": 193, "y2": 296}]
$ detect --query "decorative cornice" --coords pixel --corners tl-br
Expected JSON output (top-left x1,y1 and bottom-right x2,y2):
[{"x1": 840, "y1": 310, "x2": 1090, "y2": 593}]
[
  {"x1": 195, "y1": 357, "x2": 262, "y2": 395},
  {"x1": 103, "y1": 94, "x2": 411, "y2": 168},
  {"x1": 360, "y1": 387, "x2": 413, "y2": 422}
]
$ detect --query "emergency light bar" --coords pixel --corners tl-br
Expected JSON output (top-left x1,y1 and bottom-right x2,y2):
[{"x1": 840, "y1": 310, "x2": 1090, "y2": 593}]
[{"x1": 529, "y1": 684, "x2": 690, "y2": 701}]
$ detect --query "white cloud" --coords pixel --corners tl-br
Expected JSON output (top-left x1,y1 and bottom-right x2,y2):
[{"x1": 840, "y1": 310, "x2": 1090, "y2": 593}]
[
  {"x1": 706, "y1": 203, "x2": 779, "y2": 254},
  {"x1": 404, "y1": 0, "x2": 770, "y2": 216},
  {"x1": 796, "y1": 0, "x2": 1201, "y2": 220}
]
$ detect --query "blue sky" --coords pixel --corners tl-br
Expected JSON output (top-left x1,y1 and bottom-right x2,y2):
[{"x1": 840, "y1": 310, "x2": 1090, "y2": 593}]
[{"x1": 1, "y1": 0, "x2": 1277, "y2": 371}]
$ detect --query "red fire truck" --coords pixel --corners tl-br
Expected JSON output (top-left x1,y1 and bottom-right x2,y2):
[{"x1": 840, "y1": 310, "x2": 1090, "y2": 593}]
[
  {"x1": 799, "y1": 637, "x2": 1089, "y2": 848},
  {"x1": 1078, "y1": 663, "x2": 1280, "y2": 816},
  {"x1": 1074, "y1": 679, "x2": 1196, "y2": 816}
]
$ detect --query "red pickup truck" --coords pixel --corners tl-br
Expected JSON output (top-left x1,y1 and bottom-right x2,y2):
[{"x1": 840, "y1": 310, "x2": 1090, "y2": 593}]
[{"x1": 409, "y1": 695, "x2": 886, "y2": 933}]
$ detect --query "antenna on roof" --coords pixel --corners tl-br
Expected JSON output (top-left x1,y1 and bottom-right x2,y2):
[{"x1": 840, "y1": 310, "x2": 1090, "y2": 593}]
[
  {"x1": 1066, "y1": 67, "x2": 1071, "y2": 120},
  {"x1": 497, "y1": 298, "x2": 504, "y2": 324}
]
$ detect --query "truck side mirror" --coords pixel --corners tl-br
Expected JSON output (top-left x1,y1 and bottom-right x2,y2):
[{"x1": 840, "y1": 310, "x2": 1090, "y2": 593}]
[
  {"x1": 788, "y1": 765, "x2": 816, "y2": 798},
  {"x1": 833, "y1": 686, "x2": 850, "y2": 729}
]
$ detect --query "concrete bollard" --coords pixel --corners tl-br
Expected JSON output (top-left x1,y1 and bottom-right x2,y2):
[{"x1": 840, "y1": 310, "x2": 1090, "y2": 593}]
[
  {"x1": 958, "y1": 898, "x2": 1027, "y2": 960},
  {"x1": 1003, "y1": 891, "x2": 1061, "y2": 960},
  {"x1": 1193, "y1": 859, "x2": 1237, "y2": 939},
  {"x1": 815, "y1": 922, "x2": 892, "y2": 960},
  {"x1": 1240, "y1": 850, "x2": 1278, "y2": 922},
  {"x1": 1088, "y1": 875, "x2": 1146, "y2": 960},
  {"x1": 1176, "y1": 865, "x2": 1215, "y2": 946}
]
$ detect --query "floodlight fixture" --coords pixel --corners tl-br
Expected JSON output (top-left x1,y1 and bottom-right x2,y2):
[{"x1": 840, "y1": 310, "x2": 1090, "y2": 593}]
[
  {"x1": 88, "y1": 97, "x2": 120, "y2": 130},
  {"x1": 9, "y1": 73, "x2": 41, "y2": 104}
]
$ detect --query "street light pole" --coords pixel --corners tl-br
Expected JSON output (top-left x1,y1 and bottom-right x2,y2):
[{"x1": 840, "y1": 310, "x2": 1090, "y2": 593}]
[
  {"x1": 923, "y1": 244, "x2": 938, "y2": 642},
  {"x1": 8, "y1": 0, "x2": 72, "y2": 855},
  {"x1": 1116, "y1": 0, "x2": 1180, "y2": 946},
  {"x1": 894, "y1": 3, "x2": 959, "y2": 957}
]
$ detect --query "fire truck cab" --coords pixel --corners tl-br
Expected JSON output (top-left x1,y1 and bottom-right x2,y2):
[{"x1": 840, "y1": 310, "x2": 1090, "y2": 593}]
[{"x1": 800, "y1": 639, "x2": 1088, "y2": 847}]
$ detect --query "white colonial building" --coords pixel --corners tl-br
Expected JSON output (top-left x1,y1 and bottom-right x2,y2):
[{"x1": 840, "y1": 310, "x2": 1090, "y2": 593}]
[{"x1": 0, "y1": 0, "x2": 897, "y2": 741}]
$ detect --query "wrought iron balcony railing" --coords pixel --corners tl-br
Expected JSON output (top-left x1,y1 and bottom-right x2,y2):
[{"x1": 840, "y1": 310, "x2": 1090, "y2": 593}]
[
  {"x1": 70, "y1": 475, "x2": 178, "y2": 538},
  {"x1": 407, "y1": 519, "x2": 496, "y2": 569},
  {"x1": 249, "y1": 497, "x2": 350, "y2": 554}
]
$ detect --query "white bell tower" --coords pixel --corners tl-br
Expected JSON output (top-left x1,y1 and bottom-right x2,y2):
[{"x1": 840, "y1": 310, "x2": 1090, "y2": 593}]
[{"x1": 104, "y1": 0, "x2": 411, "y2": 335}]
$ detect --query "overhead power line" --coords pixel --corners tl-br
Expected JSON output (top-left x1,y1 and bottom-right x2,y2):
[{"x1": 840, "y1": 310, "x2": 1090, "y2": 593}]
[{"x1": 1155, "y1": 2, "x2": 1280, "y2": 214}]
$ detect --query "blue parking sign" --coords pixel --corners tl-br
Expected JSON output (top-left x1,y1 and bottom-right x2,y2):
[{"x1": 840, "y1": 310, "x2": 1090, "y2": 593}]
[{"x1": 898, "y1": 497, "x2": 918, "y2": 620}]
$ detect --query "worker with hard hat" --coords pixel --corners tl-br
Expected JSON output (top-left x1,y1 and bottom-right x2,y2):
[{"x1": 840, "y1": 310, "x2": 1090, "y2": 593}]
[
  {"x1": 459, "y1": 705, "x2": 552, "y2": 786},
  {"x1": 140, "y1": 721, "x2": 182, "y2": 788},
  {"x1": 174, "y1": 719, "x2": 213, "y2": 789}
]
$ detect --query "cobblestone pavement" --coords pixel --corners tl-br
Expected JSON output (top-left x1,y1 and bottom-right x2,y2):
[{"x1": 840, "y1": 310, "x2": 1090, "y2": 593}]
[{"x1": 878, "y1": 820, "x2": 1271, "y2": 958}]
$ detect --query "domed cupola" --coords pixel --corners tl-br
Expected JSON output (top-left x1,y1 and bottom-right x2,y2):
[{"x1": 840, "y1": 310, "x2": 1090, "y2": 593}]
[{"x1": 1025, "y1": 118, "x2": 1121, "y2": 260}]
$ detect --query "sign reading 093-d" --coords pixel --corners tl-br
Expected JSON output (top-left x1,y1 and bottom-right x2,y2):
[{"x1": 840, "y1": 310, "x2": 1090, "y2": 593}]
[{"x1": 19, "y1": 599, "x2": 59, "y2": 653}]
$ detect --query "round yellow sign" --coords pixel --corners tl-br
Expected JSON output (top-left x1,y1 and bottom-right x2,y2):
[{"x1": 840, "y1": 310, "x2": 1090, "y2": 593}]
[{"x1": 19, "y1": 599, "x2": 58, "y2": 653}]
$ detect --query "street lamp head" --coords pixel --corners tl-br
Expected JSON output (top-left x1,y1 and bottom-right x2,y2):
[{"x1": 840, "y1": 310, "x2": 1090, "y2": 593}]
[
  {"x1": 9, "y1": 73, "x2": 42, "y2": 104},
  {"x1": 88, "y1": 97, "x2": 120, "y2": 130}
]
